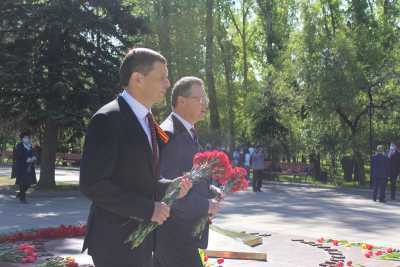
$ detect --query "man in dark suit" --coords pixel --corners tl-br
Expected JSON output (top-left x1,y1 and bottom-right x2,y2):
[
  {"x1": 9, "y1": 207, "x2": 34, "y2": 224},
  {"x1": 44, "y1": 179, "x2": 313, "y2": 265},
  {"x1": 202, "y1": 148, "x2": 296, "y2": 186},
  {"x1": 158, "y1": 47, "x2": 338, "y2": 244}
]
[
  {"x1": 79, "y1": 48, "x2": 192, "y2": 267},
  {"x1": 388, "y1": 142, "x2": 400, "y2": 200},
  {"x1": 371, "y1": 145, "x2": 389, "y2": 202},
  {"x1": 14, "y1": 130, "x2": 37, "y2": 203},
  {"x1": 154, "y1": 76, "x2": 221, "y2": 267}
]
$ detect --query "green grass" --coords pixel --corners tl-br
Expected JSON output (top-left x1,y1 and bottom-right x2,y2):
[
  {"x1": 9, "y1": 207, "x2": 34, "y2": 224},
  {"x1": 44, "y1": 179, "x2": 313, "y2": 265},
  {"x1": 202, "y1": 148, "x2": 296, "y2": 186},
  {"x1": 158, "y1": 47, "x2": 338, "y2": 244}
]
[{"x1": 265, "y1": 174, "x2": 372, "y2": 190}]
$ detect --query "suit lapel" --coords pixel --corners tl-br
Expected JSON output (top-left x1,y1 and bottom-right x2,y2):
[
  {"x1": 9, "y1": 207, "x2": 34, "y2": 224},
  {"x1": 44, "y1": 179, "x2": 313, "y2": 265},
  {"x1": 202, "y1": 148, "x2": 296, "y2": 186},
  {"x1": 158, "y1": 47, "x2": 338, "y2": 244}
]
[
  {"x1": 118, "y1": 96, "x2": 154, "y2": 173},
  {"x1": 171, "y1": 114, "x2": 199, "y2": 150}
]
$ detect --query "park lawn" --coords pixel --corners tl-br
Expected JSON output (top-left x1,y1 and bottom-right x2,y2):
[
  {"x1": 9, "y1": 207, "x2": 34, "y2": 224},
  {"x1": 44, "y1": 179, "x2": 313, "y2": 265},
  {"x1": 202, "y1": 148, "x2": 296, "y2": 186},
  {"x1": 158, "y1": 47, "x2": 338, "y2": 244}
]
[{"x1": 271, "y1": 174, "x2": 373, "y2": 190}]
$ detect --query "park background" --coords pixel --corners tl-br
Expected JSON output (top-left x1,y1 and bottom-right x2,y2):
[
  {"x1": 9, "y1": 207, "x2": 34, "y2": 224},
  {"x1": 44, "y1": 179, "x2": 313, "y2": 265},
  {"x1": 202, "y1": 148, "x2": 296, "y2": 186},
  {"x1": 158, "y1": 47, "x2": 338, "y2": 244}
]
[{"x1": 0, "y1": 0, "x2": 399, "y2": 190}]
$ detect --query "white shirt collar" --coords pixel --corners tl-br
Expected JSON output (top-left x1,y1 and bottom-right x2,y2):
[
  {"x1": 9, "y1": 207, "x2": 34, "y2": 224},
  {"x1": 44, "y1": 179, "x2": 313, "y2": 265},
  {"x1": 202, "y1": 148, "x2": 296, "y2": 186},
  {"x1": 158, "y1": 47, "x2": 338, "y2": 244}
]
[
  {"x1": 172, "y1": 112, "x2": 194, "y2": 133},
  {"x1": 121, "y1": 90, "x2": 151, "y2": 119}
]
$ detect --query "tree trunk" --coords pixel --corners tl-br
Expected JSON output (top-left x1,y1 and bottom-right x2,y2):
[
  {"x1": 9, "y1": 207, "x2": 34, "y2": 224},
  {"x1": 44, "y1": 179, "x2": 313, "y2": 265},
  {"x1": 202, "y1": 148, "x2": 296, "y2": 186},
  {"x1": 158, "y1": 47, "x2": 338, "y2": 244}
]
[
  {"x1": 38, "y1": 120, "x2": 58, "y2": 188},
  {"x1": 155, "y1": 0, "x2": 174, "y2": 114},
  {"x1": 241, "y1": 1, "x2": 249, "y2": 92},
  {"x1": 353, "y1": 149, "x2": 365, "y2": 185},
  {"x1": 205, "y1": 0, "x2": 221, "y2": 133},
  {"x1": 257, "y1": 0, "x2": 274, "y2": 65},
  {"x1": 219, "y1": 40, "x2": 236, "y2": 152}
]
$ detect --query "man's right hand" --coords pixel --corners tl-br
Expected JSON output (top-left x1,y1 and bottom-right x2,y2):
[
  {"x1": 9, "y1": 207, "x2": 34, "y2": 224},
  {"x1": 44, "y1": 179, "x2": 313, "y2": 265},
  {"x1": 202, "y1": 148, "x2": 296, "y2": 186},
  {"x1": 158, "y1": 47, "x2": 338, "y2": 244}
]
[
  {"x1": 151, "y1": 202, "x2": 170, "y2": 225},
  {"x1": 208, "y1": 199, "x2": 220, "y2": 216}
]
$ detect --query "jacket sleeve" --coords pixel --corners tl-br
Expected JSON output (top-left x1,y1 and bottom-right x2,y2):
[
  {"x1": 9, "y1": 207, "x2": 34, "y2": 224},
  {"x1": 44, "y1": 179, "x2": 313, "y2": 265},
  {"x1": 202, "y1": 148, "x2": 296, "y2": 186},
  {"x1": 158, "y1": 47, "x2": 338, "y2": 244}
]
[{"x1": 79, "y1": 113, "x2": 154, "y2": 221}]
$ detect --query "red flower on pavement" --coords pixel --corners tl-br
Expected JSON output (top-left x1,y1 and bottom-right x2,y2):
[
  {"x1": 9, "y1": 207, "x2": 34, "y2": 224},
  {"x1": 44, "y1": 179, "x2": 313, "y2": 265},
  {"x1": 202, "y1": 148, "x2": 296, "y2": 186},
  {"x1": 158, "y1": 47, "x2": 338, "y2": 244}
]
[
  {"x1": 366, "y1": 244, "x2": 373, "y2": 250},
  {"x1": 217, "y1": 257, "x2": 224, "y2": 265},
  {"x1": 317, "y1": 237, "x2": 325, "y2": 243},
  {"x1": 332, "y1": 240, "x2": 339, "y2": 246},
  {"x1": 346, "y1": 260, "x2": 352, "y2": 266},
  {"x1": 364, "y1": 250, "x2": 373, "y2": 258},
  {"x1": 335, "y1": 261, "x2": 344, "y2": 267},
  {"x1": 386, "y1": 247, "x2": 393, "y2": 253},
  {"x1": 0, "y1": 224, "x2": 86, "y2": 243},
  {"x1": 375, "y1": 250, "x2": 383, "y2": 256},
  {"x1": 66, "y1": 256, "x2": 79, "y2": 267}
]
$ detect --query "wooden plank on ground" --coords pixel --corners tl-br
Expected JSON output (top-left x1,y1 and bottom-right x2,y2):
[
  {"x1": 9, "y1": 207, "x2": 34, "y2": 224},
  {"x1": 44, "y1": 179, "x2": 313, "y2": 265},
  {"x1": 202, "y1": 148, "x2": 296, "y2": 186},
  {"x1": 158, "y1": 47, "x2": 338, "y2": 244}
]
[{"x1": 205, "y1": 250, "x2": 267, "y2": 261}]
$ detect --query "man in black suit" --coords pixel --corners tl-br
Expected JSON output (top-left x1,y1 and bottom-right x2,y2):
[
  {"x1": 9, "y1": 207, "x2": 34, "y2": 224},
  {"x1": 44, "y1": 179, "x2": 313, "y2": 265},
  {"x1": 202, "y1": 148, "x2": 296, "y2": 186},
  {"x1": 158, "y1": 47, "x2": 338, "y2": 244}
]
[
  {"x1": 388, "y1": 142, "x2": 400, "y2": 200},
  {"x1": 154, "y1": 76, "x2": 221, "y2": 267},
  {"x1": 79, "y1": 48, "x2": 192, "y2": 267}
]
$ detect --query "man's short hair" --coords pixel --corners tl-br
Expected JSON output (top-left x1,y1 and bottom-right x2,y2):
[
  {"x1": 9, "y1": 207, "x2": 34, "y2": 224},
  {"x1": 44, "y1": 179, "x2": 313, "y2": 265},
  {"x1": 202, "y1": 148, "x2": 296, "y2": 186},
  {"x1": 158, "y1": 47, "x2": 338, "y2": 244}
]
[
  {"x1": 19, "y1": 130, "x2": 31, "y2": 139},
  {"x1": 119, "y1": 48, "x2": 167, "y2": 87},
  {"x1": 171, "y1": 76, "x2": 204, "y2": 108}
]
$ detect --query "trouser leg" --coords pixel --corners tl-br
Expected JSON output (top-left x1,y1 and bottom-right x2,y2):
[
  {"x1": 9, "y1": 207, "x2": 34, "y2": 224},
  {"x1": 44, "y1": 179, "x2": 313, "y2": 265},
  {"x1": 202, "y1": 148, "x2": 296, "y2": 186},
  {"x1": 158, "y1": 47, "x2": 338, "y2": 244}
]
[
  {"x1": 379, "y1": 177, "x2": 388, "y2": 202},
  {"x1": 252, "y1": 170, "x2": 257, "y2": 192},
  {"x1": 256, "y1": 170, "x2": 263, "y2": 191},
  {"x1": 372, "y1": 178, "x2": 378, "y2": 201},
  {"x1": 390, "y1": 176, "x2": 397, "y2": 200},
  {"x1": 19, "y1": 184, "x2": 30, "y2": 201}
]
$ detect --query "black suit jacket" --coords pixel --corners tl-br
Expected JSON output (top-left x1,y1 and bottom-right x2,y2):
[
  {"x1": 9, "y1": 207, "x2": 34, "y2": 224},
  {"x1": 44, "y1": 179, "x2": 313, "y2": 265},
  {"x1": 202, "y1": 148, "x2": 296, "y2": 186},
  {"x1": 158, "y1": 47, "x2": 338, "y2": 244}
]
[
  {"x1": 14, "y1": 142, "x2": 37, "y2": 186},
  {"x1": 389, "y1": 150, "x2": 400, "y2": 178},
  {"x1": 80, "y1": 96, "x2": 169, "y2": 267},
  {"x1": 156, "y1": 114, "x2": 212, "y2": 250}
]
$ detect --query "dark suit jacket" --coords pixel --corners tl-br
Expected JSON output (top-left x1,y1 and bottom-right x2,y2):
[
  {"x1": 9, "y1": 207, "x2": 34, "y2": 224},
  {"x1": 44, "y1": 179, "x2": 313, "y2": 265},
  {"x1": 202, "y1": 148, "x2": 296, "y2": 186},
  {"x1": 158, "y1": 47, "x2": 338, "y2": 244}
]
[
  {"x1": 371, "y1": 153, "x2": 389, "y2": 180},
  {"x1": 389, "y1": 150, "x2": 400, "y2": 178},
  {"x1": 156, "y1": 114, "x2": 213, "y2": 250},
  {"x1": 14, "y1": 143, "x2": 37, "y2": 186},
  {"x1": 79, "y1": 96, "x2": 169, "y2": 267}
]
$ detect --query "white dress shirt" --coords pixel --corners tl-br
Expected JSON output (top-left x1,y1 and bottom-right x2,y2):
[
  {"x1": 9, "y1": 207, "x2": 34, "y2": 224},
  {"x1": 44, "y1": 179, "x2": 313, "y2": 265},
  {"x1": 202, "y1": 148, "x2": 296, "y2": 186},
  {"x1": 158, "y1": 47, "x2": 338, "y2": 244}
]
[{"x1": 121, "y1": 90, "x2": 153, "y2": 150}]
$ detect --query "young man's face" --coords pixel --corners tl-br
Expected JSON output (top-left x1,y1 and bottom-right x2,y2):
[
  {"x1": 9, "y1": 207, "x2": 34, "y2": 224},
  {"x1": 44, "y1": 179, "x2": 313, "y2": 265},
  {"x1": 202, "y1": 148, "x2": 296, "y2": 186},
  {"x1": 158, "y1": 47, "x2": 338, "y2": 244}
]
[{"x1": 140, "y1": 61, "x2": 170, "y2": 106}]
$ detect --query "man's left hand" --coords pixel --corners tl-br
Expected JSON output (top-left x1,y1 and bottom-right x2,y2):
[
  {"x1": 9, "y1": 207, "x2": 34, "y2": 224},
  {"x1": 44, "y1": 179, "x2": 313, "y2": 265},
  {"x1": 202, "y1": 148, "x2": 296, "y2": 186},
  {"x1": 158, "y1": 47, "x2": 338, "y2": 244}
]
[{"x1": 176, "y1": 175, "x2": 192, "y2": 199}]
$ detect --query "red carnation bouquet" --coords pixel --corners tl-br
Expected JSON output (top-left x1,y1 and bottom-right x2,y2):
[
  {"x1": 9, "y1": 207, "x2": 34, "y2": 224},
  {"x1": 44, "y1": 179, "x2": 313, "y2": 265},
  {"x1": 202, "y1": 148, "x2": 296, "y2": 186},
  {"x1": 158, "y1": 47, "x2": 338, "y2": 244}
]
[
  {"x1": 126, "y1": 150, "x2": 234, "y2": 249},
  {"x1": 193, "y1": 162, "x2": 249, "y2": 239}
]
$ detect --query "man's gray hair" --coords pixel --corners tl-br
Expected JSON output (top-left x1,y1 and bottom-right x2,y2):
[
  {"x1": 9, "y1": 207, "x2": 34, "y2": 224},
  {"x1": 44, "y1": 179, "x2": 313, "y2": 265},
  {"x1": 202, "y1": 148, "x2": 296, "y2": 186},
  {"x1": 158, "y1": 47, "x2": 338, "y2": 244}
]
[{"x1": 171, "y1": 76, "x2": 204, "y2": 108}]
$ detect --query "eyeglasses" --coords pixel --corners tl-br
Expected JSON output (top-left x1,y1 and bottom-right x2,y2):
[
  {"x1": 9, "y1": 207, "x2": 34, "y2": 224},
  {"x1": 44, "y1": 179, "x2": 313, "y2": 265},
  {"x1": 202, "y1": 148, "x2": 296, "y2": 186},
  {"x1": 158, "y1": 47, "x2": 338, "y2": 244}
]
[{"x1": 186, "y1": 96, "x2": 209, "y2": 105}]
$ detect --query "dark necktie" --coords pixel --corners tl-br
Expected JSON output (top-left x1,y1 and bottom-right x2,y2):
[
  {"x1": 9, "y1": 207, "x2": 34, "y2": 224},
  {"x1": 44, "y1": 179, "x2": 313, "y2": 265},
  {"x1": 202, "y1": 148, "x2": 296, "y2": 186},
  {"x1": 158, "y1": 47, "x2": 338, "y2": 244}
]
[
  {"x1": 190, "y1": 128, "x2": 198, "y2": 144},
  {"x1": 146, "y1": 113, "x2": 159, "y2": 178}
]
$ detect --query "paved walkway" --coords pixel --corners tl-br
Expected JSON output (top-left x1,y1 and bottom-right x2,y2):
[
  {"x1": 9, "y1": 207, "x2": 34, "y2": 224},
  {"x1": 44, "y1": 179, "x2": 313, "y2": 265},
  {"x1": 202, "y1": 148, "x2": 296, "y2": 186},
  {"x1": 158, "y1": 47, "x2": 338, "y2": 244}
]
[
  {"x1": 1, "y1": 167, "x2": 400, "y2": 266},
  {"x1": 0, "y1": 166, "x2": 80, "y2": 184}
]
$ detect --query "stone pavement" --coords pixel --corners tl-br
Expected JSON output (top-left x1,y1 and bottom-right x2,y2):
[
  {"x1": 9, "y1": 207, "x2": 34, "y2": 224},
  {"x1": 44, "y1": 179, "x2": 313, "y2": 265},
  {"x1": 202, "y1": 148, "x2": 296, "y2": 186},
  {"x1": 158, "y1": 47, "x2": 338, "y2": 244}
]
[{"x1": 1, "y1": 167, "x2": 400, "y2": 266}]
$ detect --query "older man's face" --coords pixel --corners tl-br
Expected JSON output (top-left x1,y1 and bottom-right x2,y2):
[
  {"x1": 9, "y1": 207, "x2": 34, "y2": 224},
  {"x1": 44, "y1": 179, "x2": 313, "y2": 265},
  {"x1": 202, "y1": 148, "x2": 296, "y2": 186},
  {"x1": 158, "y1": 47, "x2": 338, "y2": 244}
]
[{"x1": 184, "y1": 84, "x2": 209, "y2": 124}]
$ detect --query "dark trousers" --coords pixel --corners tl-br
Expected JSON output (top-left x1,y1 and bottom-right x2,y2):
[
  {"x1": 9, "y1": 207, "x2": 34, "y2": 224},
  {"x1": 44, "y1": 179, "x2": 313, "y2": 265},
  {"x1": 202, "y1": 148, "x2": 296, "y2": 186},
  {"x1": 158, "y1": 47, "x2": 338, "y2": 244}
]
[
  {"x1": 252, "y1": 170, "x2": 263, "y2": 192},
  {"x1": 389, "y1": 176, "x2": 398, "y2": 200},
  {"x1": 373, "y1": 177, "x2": 388, "y2": 202},
  {"x1": 91, "y1": 250, "x2": 152, "y2": 267},
  {"x1": 18, "y1": 184, "x2": 29, "y2": 201},
  {"x1": 154, "y1": 244, "x2": 203, "y2": 267}
]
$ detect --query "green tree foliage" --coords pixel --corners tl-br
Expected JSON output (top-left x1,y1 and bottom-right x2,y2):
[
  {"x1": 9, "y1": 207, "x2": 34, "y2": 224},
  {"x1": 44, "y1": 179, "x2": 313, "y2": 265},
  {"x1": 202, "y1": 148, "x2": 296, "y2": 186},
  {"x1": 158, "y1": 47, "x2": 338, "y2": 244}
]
[{"x1": 0, "y1": 0, "x2": 147, "y2": 187}]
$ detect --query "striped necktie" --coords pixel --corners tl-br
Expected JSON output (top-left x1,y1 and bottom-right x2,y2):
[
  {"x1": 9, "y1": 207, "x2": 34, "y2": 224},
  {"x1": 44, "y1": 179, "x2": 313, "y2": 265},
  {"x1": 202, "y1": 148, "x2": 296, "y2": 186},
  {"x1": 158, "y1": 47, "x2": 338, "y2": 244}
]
[{"x1": 146, "y1": 113, "x2": 159, "y2": 178}]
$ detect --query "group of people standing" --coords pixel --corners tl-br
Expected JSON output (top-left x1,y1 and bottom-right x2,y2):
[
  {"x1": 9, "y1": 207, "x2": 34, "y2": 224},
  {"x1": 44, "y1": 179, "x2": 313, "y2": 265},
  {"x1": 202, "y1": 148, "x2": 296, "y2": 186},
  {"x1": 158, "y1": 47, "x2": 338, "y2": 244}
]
[
  {"x1": 232, "y1": 147, "x2": 266, "y2": 192},
  {"x1": 371, "y1": 142, "x2": 400, "y2": 202},
  {"x1": 79, "y1": 48, "x2": 222, "y2": 267}
]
